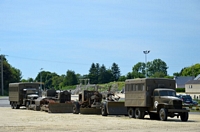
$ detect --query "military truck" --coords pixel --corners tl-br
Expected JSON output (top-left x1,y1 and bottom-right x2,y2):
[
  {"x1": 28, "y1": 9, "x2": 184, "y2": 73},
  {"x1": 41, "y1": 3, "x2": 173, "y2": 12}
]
[
  {"x1": 9, "y1": 82, "x2": 41, "y2": 109},
  {"x1": 73, "y1": 90, "x2": 102, "y2": 114},
  {"x1": 125, "y1": 78, "x2": 189, "y2": 121}
]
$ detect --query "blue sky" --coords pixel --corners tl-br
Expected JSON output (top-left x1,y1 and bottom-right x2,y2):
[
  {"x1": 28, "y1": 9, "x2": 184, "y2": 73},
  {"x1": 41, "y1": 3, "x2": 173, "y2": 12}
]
[{"x1": 0, "y1": 0, "x2": 200, "y2": 79}]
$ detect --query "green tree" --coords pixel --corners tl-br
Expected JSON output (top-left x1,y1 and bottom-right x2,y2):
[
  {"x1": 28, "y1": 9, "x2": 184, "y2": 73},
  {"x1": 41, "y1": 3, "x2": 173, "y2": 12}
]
[
  {"x1": 1, "y1": 57, "x2": 22, "y2": 95},
  {"x1": 126, "y1": 72, "x2": 133, "y2": 79},
  {"x1": 147, "y1": 59, "x2": 168, "y2": 77},
  {"x1": 118, "y1": 75, "x2": 126, "y2": 81},
  {"x1": 180, "y1": 64, "x2": 200, "y2": 77},
  {"x1": 35, "y1": 71, "x2": 59, "y2": 89},
  {"x1": 132, "y1": 62, "x2": 145, "y2": 78},
  {"x1": 65, "y1": 70, "x2": 78, "y2": 85},
  {"x1": 88, "y1": 63, "x2": 99, "y2": 84},
  {"x1": 98, "y1": 65, "x2": 107, "y2": 84},
  {"x1": 111, "y1": 63, "x2": 120, "y2": 81},
  {"x1": 21, "y1": 77, "x2": 34, "y2": 82},
  {"x1": 98, "y1": 65, "x2": 113, "y2": 84}
]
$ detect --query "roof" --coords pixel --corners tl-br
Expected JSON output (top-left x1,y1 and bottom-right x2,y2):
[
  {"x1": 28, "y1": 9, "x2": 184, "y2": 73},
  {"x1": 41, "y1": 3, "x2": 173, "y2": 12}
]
[
  {"x1": 185, "y1": 80, "x2": 200, "y2": 84},
  {"x1": 194, "y1": 74, "x2": 200, "y2": 80},
  {"x1": 174, "y1": 76, "x2": 195, "y2": 85}
]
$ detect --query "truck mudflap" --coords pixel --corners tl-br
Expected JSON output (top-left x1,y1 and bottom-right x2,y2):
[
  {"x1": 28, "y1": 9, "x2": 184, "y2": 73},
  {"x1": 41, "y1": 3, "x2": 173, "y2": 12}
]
[
  {"x1": 106, "y1": 102, "x2": 127, "y2": 115},
  {"x1": 80, "y1": 108, "x2": 101, "y2": 114},
  {"x1": 168, "y1": 109, "x2": 190, "y2": 113}
]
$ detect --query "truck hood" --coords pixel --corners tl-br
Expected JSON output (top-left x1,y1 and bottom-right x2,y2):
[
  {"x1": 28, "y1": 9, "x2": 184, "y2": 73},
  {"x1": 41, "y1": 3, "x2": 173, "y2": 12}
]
[
  {"x1": 160, "y1": 96, "x2": 181, "y2": 101},
  {"x1": 159, "y1": 96, "x2": 182, "y2": 105}
]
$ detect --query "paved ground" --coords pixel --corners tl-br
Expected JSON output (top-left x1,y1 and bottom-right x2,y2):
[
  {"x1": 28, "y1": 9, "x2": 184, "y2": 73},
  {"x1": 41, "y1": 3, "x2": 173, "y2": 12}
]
[
  {"x1": 1, "y1": 95, "x2": 200, "y2": 132},
  {"x1": 0, "y1": 97, "x2": 10, "y2": 107},
  {"x1": 0, "y1": 107, "x2": 200, "y2": 132}
]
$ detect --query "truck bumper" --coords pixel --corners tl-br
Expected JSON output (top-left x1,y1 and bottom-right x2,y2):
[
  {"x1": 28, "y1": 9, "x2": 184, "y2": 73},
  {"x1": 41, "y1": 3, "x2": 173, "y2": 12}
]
[{"x1": 168, "y1": 109, "x2": 189, "y2": 113}]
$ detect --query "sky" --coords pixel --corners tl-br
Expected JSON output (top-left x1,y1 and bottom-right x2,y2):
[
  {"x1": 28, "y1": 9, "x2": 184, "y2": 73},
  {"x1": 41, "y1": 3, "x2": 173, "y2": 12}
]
[{"x1": 0, "y1": 0, "x2": 200, "y2": 79}]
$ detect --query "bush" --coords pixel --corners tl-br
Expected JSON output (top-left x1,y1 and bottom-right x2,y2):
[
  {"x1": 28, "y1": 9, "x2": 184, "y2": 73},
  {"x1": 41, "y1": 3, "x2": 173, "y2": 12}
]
[{"x1": 176, "y1": 88, "x2": 185, "y2": 92}]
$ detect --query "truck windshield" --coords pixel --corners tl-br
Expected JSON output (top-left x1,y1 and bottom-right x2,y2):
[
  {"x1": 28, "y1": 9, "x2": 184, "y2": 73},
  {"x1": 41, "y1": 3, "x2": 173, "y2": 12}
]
[{"x1": 159, "y1": 90, "x2": 176, "y2": 97}]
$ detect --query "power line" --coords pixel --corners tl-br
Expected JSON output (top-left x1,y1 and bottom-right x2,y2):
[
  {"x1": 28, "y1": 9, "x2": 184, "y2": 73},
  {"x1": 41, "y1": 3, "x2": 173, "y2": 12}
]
[{"x1": 7, "y1": 55, "x2": 90, "y2": 65}]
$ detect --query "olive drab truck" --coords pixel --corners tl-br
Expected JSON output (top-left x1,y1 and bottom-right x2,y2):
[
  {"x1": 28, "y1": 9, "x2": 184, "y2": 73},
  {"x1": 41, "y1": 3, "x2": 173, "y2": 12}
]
[
  {"x1": 125, "y1": 78, "x2": 189, "y2": 121},
  {"x1": 9, "y1": 82, "x2": 41, "y2": 109}
]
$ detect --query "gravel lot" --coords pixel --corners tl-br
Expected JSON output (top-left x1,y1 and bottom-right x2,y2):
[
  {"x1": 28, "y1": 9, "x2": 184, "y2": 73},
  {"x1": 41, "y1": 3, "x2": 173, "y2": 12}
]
[{"x1": 0, "y1": 107, "x2": 200, "y2": 132}]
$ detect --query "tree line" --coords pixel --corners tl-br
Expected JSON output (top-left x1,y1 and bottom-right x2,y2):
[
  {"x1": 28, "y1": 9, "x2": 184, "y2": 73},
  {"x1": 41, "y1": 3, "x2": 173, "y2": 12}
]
[{"x1": 1, "y1": 56, "x2": 200, "y2": 95}]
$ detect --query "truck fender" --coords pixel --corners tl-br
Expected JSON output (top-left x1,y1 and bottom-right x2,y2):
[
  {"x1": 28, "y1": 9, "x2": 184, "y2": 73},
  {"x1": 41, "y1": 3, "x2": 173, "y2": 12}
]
[{"x1": 157, "y1": 104, "x2": 166, "y2": 113}]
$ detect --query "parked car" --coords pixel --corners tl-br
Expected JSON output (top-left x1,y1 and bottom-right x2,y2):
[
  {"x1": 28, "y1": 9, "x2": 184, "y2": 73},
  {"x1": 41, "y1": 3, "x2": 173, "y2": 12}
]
[
  {"x1": 192, "y1": 100, "x2": 198, "y2": 106},
  {"x1": 176, "y1": 94, "x2": 199, "y2": 106}
]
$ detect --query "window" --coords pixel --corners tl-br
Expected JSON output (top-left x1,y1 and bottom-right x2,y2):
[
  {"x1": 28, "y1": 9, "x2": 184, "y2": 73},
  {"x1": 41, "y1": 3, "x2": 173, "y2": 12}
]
[
  {"x1": 132, "y1": 84, "x2": 136, "y2": 91},
  {"x1": 128, "y1": 84, "x2": 132, "y2": 91},
  {"x1": 138, "y1": 84, "x2": 143, "y2": 91}
]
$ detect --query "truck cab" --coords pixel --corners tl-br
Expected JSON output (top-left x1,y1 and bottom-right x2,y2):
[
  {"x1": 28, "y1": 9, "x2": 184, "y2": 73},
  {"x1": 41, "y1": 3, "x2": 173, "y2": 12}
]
[{"x1": 153, "y1": 89, "x2": 182, "y2": 110}]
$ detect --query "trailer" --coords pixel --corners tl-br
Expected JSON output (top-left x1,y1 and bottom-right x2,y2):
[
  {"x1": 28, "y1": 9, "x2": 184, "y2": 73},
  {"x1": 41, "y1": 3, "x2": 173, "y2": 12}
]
[
  {"x1": 125, "y1": 78, "x2": 189, "y2": 121},
  {"x1": 73, "y1": 90, "x2": 102, "y2": 114},
  {"x1": 38, "y1": 89, "x2": 73, "y2": 113},
  {"x1": 101, "y1": 91, "x2": 127, "y2": 116}
]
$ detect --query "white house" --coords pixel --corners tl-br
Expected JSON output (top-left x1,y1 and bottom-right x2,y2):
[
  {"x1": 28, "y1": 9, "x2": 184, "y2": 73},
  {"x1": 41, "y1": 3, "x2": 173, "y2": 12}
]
[{"x1": 185, "y1": 80, "x2": 200, "y2": 99}]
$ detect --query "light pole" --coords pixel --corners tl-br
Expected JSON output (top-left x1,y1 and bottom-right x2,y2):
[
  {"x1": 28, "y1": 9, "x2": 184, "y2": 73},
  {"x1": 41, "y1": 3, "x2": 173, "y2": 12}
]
[
  {"x1": 40, "y1": 68, "x2": 43, "y2": 91},
  {"x1": 143, "y1": 50, "x2": 150, "y2": 78}
]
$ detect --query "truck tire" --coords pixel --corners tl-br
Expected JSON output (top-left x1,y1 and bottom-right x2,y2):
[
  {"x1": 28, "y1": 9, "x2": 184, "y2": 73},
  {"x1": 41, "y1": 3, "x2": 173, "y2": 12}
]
[
  {"x1": 180, "y1": 112, "x2": 188, "y2": 122},
  {"x1": 16, "y1": 105, "x2": 20, "y2": 109},
  {"x1": 135, "y1": 108, "x2": 145, "y2": 119},
  {"x1": 73, "y1": 102, "x2": 80, "y2": 114},
  {"x1": 34, "y1": 106, "x2": 40, "y2": 111},
  {"x1": 101, "y1": 104, "x2": 108, "y2": 116},
  {"x1": 159, "y1": 108, "x2": 168, "y2": 121},
  {"x1": 26, "y1": 101, "x2": 30, "y2": 110},
  {"x1": 128, "y1": 108, "x2": 135, "y2": 118},
  {"x1": 13, "y1": 102, "x2": 17, "y2": 109},
  {"x1": 11, "y1": 102, "x2": 14, "y2": 109}
]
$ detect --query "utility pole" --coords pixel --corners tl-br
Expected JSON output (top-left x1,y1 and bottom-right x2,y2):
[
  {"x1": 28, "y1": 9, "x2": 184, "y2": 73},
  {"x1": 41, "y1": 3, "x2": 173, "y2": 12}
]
[{"x1": 0, "y1": 49, "x2": 3, "y2": 96}]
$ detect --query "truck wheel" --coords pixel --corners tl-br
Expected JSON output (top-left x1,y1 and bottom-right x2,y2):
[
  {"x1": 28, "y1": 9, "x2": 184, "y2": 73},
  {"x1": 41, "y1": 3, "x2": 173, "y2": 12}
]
[
  {"x1": 180, "y1": 112, "x2": 188, "y2": 122},
  {"x1": 11, "y1": 102, "x2": 14, "y2": 109},
  {"x1": 26, "y1": 101, "x2": 30, "y2": 110},
  {"x1": 34, "y1": 106, "x2": 40, "y2": 111},
  {"x1": 73, "y1": 103, "x2": 80, "y2": 114},
  {"x1": 13, "y1": 102, "x2": 17, "y2": 109},
  {"x1": 101, "y1": 105, "x2": 108, "y2": 116},
  {"x1": 128, "y1": 108, "x2": 135, "y2": 118},
  {"x1": 159, "y1": 108, "x2": 168, "y2": 121},
  {"x1": 135, "y1": 108, "x2": 145, "y2": 119},
  {"x1": 16, "y1": 105, "x2": 20, "y2": 109}
]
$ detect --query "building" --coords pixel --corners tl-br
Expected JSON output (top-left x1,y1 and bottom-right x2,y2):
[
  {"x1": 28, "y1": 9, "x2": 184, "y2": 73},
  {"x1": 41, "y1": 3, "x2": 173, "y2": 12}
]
[
  {"x1": 185, "y1": 80, "x2": 200, "y2": 99},
  {"x1": 174, "y1": 76, "x2": 195, "y2": 88}
]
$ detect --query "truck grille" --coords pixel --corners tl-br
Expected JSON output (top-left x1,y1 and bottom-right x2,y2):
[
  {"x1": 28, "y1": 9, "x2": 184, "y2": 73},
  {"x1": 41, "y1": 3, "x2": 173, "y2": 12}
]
[{"x1": 173, "y1": 100, "x2": 182, "y2": 109}]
